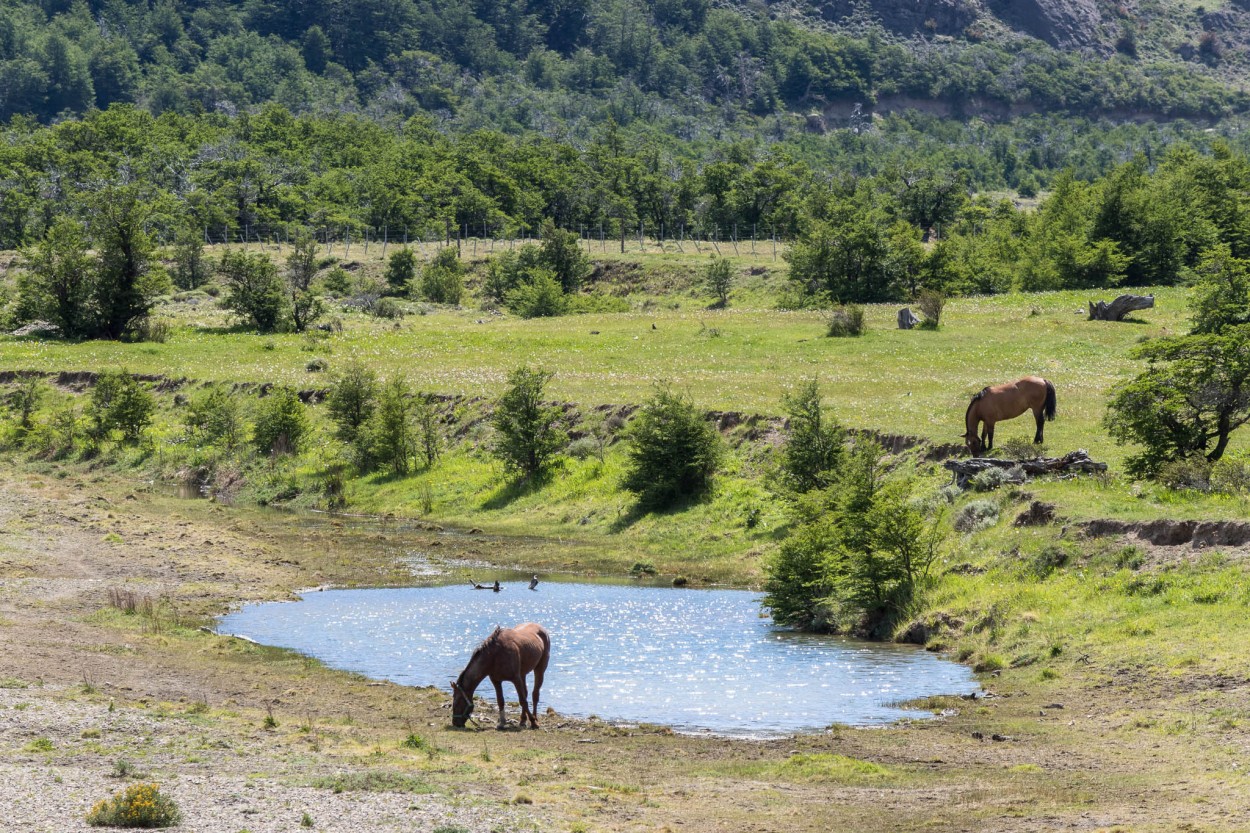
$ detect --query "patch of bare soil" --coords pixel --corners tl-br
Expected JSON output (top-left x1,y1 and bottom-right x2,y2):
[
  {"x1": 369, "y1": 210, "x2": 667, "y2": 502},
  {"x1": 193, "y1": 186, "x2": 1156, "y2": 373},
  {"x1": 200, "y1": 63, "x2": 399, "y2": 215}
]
[{"x1": 0, "y1": 473, "x2": 1247, "y2": 832}]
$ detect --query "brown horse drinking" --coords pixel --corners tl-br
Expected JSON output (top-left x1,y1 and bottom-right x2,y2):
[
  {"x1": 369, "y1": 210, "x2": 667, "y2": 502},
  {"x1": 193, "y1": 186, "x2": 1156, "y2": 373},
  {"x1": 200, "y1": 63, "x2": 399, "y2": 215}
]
[
  {"x1": 963, "y1": 376, "x2": 1057, "y2": 455},
  {"x1": 451, "y1": 623, "x2": 550, "y2": 730}
]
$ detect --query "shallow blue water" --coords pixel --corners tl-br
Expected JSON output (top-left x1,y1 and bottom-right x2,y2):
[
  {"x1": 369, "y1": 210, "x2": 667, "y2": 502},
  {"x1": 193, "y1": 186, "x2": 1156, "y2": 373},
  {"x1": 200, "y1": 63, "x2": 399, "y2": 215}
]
[{"x1": 218, "y1": 581, "x2": 978, "y2": 736}]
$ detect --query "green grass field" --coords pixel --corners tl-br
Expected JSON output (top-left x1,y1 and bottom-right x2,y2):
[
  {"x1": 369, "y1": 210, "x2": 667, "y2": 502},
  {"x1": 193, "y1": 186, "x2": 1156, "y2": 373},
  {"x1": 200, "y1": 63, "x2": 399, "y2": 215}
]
[{"x1": 0, "y1": 269, "x2": 1192, "y2": 464}]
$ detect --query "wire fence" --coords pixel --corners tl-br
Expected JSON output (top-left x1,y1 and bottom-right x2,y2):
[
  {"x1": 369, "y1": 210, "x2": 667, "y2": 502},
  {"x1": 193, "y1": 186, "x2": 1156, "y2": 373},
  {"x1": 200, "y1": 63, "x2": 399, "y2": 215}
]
[{"x1": 195, "y1": 222, "x2": 791, "y2": 262}]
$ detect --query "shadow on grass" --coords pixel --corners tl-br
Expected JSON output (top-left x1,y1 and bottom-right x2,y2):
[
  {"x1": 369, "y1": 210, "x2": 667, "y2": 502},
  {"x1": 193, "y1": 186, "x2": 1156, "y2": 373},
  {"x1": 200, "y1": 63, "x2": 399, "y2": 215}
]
[
  {"x1": 480, "y1": 471, "x2": 554, "y2": 510},
  {"x1": 608, "y1": 491, "x2": 706, "y2": 533}
]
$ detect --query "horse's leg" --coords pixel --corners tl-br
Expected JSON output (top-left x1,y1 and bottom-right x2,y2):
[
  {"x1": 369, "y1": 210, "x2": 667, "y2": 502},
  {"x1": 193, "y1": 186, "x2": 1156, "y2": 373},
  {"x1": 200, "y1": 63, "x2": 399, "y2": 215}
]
[
  {"x1": 1034, "y1": 407, "x2": 1045, "y2": 443},
  {"x1": 986, "y1": 423, "x2": 994, "y2": 453},
  {"x1": 531, "y1": 667, "x2": 544, "y2": 728},
  {"x1": 513, "y1": 677, "x2": 534, "y2": 729},
  {"x1": 492, "y1": 679, "x2": 507, "y2": 729}
]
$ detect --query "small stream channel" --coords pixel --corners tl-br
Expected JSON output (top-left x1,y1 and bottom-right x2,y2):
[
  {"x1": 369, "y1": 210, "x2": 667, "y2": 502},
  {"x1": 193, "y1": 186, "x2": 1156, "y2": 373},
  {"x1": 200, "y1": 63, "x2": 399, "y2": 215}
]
[{"x1": 219, "y1": 572, "x2": 978, "y2": 737}]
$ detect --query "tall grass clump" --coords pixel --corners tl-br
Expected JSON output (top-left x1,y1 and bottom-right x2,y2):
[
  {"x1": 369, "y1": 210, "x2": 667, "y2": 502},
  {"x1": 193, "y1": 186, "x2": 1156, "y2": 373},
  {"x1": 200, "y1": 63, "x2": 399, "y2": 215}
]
[{"x1": 825, "y1": 305, "x2": 865, "y2": 337}]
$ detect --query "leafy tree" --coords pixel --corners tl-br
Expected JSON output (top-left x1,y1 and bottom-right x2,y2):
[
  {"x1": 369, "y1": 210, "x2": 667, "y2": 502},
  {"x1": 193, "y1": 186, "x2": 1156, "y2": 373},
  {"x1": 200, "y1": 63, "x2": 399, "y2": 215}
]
[
  {"x1": 252, "y1": 387, "x2": 309, "y2": 455},
  {"x1": 786, "y1": 205, "x2": 917, "y2": 304},
  {"x1": 285, "y1": 232, "x2": 324, "y2": 332},
  {"x1": 365, "y1": 377, "x2": 416, "y2": 476},
  {"x1": 16, "y1": 217, "x2": 94, "y2": 337},
  {"x1": 414, "y1": 393, "x2": 442, "y2": 468},
  {"x1": 327, "y1": 361, "x2": 378, "y2": 444},
  {"x1": 538, "y1": 220, "x2": 591, "y2": 292},
  {"x1": 704, "y1": 257, "x2": 732, "y2": 307},
  {"x1": 1105, "y1": 328, "x2": 1250, "y2": 477},
  {"x1": 779, "y1": 379, "x2": 843, "y2": 493},
  {"x1": 420, "y1": 247, "x2": 464, "y2": 305},
  {"x1": 621, "y1": 384, "x2": 721, "y2": 510},
  {"x1": 171, "y1": 226, "x2": 212, "y2": 290},
  {"x1": 385, "y1": 247, "x2": 417, "y2": 293},
  {"x1": 490, "y1": 366, "x2": 567, "y2": 479},
  {"x1": 1189, "y1": 245, "x2": 1250, "y2": 335},
  {"x1": 88, "y1": 370, "x2": 154, "y2": 444},
  {"x1": 184, "y1": 387, "x2": 243, "y2": 448},
  {"x1": 89, "y1": 186, "x2": 163, "y2": 339},
  {"x1": 4, "y1": 376, "x2": 43, "y2": 434},
  {"x1": 219, "y1": 249, "x2": 287, "y2": 332}
]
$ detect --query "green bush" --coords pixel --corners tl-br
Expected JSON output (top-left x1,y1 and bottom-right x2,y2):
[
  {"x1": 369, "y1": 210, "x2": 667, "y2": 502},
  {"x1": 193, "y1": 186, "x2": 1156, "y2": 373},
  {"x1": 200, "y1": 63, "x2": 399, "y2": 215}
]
[
  {"x1": 385, "y1": 247, "x2": 417, "y2": 293},
  {"x1": 507, "y1": 269, "x2": 567, "y2": 318},
  {"x1": 420, "y1": 247, "x2": 464, "y2": 305},
  {"x1": 704, "y1": 257, "x2": 733, "y2": 306},
  {"x1": 539, "y1": 220, "x2": 591, "y2": 292},
  {"x1": 219, "y1": 249, "x2": 287, "y2": 332},
  {"x1": 363, "y1": 377, "x2": 416, "y2": 476},
  {"x1": 826, "y1": 305, "x2": 866, "y2": 337},
  {"x1": 953, "y1": 499, "x2": 998, "y2": 532},
  {"x1": 327, "y1": 361, "x2": 378, "y2": 445},
  {"x1": 490, "y1": 366, "x2": 567, "y2": 479},
  {"x1": 89, "y1": 370, "x2": 154, "y2": 444},
  {"x1": 183, "y1": 387, "x2": 243, "y2": 448},
  {"x1": 252, "y1": 387, "x2": 309, "y2": 456},
  {"x1": 621, "y1": 384, "x2": 721, "y2": 510},
  {"x1": 86, "y1": 783, "x2": 181, "y2": 828},
  {"x1": 779, "y1": 378, "x2": 843, "y2": 493}
]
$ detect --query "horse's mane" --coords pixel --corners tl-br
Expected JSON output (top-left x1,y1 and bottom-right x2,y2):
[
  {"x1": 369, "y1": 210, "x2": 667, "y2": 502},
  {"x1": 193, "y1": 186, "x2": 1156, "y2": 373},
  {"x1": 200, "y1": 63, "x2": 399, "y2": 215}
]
[
  {"x1": 965, "y1": 387, "x2": 988, "y2": 420},
  {"x1": 469, "y1": 626, "x2": 504, "y2": 661}
]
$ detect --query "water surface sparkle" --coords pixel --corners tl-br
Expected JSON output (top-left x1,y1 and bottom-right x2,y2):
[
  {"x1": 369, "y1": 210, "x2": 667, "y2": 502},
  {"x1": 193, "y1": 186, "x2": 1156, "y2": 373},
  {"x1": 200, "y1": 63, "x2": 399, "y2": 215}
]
[{"x1": 219, "y1": 582, "x2": 978, "y2": 736}]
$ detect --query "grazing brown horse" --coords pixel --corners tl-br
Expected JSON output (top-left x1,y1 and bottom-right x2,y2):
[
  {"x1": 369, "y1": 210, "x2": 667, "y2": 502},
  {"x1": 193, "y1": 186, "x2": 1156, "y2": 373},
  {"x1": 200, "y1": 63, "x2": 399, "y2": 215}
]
[
  {"x1": 963, "y1": 376, "x2": 1056, "y2": 455},
  {"x1": 451, "y1": 623, "x2": 550, "y2": 730}
]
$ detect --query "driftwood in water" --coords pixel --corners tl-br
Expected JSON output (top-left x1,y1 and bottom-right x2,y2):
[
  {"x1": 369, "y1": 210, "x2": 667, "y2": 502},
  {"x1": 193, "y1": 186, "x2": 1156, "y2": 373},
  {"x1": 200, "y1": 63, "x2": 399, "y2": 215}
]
[
  {"x1": 898, "y1": 308, "x2": 921, "y2": 329},
  {"x1": 1088, "y1": 294, "x2": 1154, "y2": 321},
  {"x1": 944, "y1": 450, "x2": 1107, "y2": 487}
]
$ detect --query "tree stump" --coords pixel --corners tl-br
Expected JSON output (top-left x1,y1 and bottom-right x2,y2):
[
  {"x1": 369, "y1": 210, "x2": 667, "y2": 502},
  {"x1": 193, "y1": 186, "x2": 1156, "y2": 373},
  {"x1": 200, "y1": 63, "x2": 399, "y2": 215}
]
[
  {"x1": 898, "y1": 308, "x2": 921, "y2": 329},
  {"x1": 1088, "y1": 294, "x2": 1154, "y2": 321}
]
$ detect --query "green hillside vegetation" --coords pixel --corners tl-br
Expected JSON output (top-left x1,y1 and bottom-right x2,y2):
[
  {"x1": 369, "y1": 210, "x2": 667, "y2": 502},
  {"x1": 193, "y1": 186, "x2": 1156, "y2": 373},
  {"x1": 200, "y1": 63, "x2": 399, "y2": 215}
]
[{"x1": 1, "y1": 0, "x2": 1244, "y2": 126}]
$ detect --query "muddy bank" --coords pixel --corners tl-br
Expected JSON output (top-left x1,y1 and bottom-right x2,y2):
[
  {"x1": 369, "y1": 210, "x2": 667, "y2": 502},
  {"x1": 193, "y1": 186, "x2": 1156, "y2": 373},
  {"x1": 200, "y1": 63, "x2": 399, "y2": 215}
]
[{"x1": 1081, "y1": 518, "x2": 1250, "y2": 548}]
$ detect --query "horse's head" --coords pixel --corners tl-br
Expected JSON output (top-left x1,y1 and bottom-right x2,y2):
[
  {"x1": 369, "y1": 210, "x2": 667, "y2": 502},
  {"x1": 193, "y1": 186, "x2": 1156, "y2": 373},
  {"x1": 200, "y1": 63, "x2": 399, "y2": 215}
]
[
  {"x1": 962, "y1": 432, "x2": 983, "y2": 456},
  {"x1": 450, "y1": 679, "x2": 473, "y2": 727}
]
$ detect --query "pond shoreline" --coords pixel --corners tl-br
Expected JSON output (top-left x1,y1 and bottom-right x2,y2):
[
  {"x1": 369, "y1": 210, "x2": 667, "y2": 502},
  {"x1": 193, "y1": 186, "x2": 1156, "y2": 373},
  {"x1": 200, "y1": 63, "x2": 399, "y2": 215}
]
[{"x1": 1, "y1": 470, "x2": 1243, "y2": 832}]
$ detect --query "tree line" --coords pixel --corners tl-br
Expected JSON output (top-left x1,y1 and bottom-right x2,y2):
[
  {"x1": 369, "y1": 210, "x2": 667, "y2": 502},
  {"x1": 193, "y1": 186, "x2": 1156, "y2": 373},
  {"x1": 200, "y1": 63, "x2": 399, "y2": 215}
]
[{"x1": 1, "y1": 0, "x2": 1242, "y2": 127}]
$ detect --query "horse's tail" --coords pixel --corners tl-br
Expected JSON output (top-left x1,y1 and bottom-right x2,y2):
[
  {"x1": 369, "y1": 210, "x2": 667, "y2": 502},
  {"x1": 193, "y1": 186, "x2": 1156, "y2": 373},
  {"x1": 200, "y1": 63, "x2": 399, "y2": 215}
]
[{"x1": 1043, "y1": 379, "x2": 1057, "y2": 422}]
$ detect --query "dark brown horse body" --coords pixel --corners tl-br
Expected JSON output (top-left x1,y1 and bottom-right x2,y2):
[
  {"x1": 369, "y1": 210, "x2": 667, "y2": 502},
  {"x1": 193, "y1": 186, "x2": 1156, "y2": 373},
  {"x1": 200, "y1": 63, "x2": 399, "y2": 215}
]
[
  {"x1": 963, "y1": 376, "x2": 1056, "y2": 455},
  {"x1": 451, "y1": 623, "x2": 550, "y2": 729}
]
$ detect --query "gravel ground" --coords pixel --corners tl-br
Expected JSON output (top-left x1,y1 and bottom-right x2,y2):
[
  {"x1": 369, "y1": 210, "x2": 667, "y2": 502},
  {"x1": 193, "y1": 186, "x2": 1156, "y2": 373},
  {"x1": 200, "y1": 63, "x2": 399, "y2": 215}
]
[{"x1": 0, "y1": 687, "x2": 537, "y2": 833}]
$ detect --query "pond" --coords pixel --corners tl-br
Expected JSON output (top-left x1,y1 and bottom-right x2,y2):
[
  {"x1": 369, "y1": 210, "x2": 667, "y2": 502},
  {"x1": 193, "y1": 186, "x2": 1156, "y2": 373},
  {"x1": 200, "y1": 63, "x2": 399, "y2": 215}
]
[{"x1": 220, "y1": 578, "x2": 977, "y2": 737}]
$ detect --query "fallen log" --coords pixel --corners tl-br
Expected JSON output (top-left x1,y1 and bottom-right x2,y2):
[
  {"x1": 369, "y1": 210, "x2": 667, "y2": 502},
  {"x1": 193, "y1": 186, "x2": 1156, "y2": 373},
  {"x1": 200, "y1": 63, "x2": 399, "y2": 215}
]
[
  {"x1": 944, "y1": 450, "x2": 1107, "y2": 487},
  {"x1": 1088, "y1": 294, "x2": 1154, "y2": 321}
]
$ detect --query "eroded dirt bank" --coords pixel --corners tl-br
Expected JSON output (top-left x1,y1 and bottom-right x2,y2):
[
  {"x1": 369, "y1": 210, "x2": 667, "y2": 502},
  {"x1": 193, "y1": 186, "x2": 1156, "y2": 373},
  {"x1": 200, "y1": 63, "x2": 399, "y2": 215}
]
[{"x1": 1, "y1": 472, "x2": 1248, "y2": 832}]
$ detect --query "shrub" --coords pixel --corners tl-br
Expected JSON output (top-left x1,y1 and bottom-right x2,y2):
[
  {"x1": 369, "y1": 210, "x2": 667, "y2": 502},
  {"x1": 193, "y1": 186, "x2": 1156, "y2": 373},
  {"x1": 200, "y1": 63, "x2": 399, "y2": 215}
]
[
  {"x1": 370, "y1": 297, "x2": 406, "y2": 319},
  {"x1": 171, "y1": 227, "x2": 212, "y2": 290},
  {"x1": 779, "y1": 378, "x2": 844, "y2": 493},
  {"x1": 219, "y1": 249, "x2": 287, "y2": 332},
  {"x1": 1211, "y1": 454, "x2": 1250, "y2": 494},
  {"x1": 539, "y1": 220, "x2": 591, "y2": 292},
  {"x1": 969, "y1": 467, "x2": 1009, "y2": 492},
  {"x1": 364, "y1": 377, "x2": 416, "y2": 476},
  {"x1": 507, "y1": 269, "x2": 568, "y2": 318},
  {"x1": 629, "y1": 561, "x2": 657, "y2": 576},
  {"x1": 131, "y1": 316, "x2": 172, "y2": 343},
  {"x1": 482, "y1": 246, "x2": 543, "y2": 302},
  {"x1": 917, "y1": 289, "x2": 944, "y2": 328},
  {"x1": 252, "y1": 387, "x2": 309, "y2": 456},
  {"x1": 1157, "y1": 455, "x2": 1213, "y2": 491},
  {"x1": 183, "y1": 387, "x2": 243, "y2": 448},
  {"x1": 86, "y1": 783, "x2": 182, "y2": 828},
  {"x1": 704, "y1": 257, "x2": 733, "y2": 306},
  {"x1": 324, "y1": 266, "x2": 351, "y2": 296},
  {"x1": 1029, "y1": 544, "x2": 1071, "y2": 579},
  {"x1": 996, "y1": 438, "x2": 1046, "y2": 461},
  {"x1": 89, "y1": 370, "x2": 154, "y2": 444},
  {"x1": 954, "y1": 499, "x2": 999, "y2": 532},
  {"x1": 5, "y1": 376, "x2": 43, "y2": 433},
  {"x1": 621, "y1": 384, "x2": 721, "y2": 510},
  {"x1": 565, "y1": 436, "x2": 602, "y2": 460},
  {"x1": 826, "y1": 305, "x2": 866, "y2": 337},
  {"x1": 385, "y1": 247, "x2": 417, "y2": 293},
  {"x1": 328, "y1": 361, "x2": 378, "y2": 445},
  {"x1": 491, "y1": 366, "x2": 567, "y2": 479},
  {"x1": 420, "y1": 247, "x2": 464, "y2": 305}
]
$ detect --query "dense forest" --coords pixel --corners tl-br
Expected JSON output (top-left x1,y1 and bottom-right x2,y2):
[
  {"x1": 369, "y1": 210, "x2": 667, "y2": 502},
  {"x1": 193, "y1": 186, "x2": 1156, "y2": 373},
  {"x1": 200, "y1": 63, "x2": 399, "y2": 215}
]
[{"x1": 1, "y1": 0, "x2": 1246, "y2": 128}]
